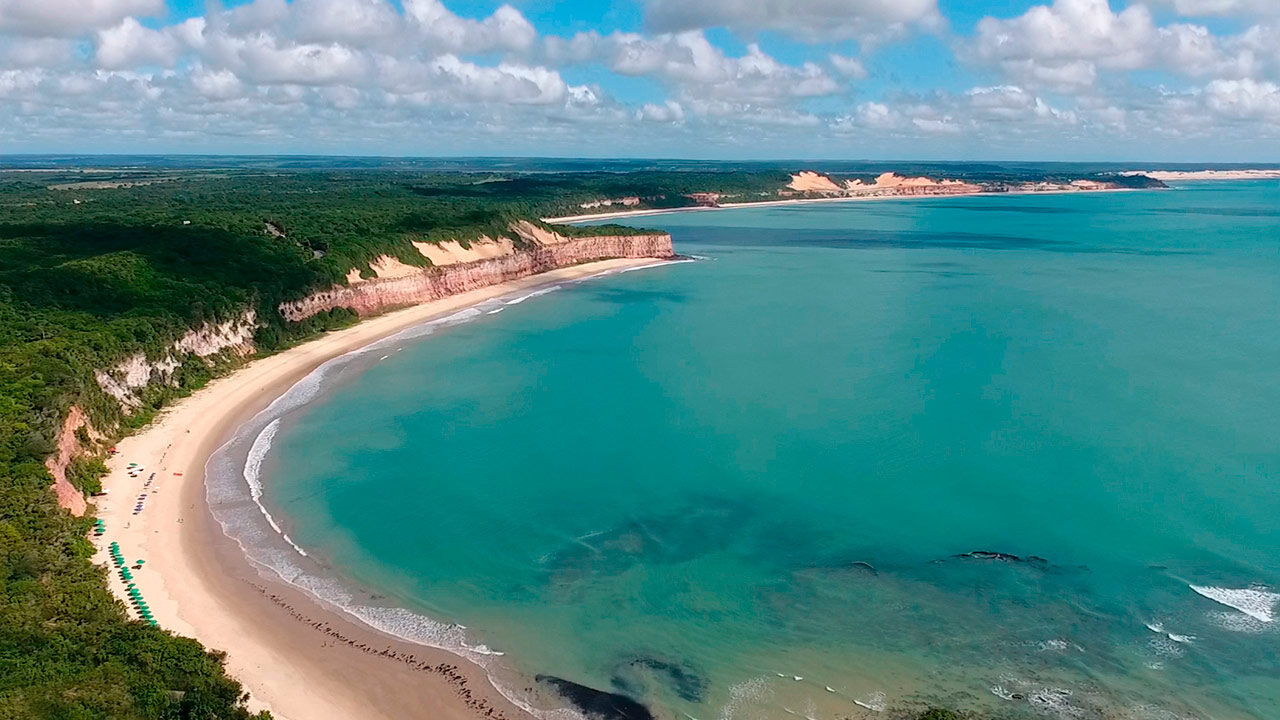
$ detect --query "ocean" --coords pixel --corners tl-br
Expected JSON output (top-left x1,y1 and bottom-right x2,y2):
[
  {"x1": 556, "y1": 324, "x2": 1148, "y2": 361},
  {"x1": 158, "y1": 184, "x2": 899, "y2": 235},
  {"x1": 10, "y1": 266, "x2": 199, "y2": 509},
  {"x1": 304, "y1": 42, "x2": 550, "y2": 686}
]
[{"x1": 225, "y1": 181, "x2": 1280, "y2": 720}]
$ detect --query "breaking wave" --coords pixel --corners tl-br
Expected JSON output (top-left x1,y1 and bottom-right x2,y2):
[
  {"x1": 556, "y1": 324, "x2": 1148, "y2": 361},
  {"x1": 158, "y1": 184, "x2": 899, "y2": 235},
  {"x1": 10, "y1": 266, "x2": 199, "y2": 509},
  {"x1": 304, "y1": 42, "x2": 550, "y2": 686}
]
[{"x1": 1190, "y1": 585, "x2": 1278, "y2": 623}]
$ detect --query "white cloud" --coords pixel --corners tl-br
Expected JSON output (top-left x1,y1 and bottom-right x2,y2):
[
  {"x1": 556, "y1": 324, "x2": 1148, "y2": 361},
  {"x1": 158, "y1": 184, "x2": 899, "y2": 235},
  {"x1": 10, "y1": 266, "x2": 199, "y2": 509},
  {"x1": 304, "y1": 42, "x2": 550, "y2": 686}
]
[
  {"x1": 637, "y1": 99, "x2": 684, "y2": 122},
  {"x1": 95, "y1": 17, "x2": 187, "y2": 69},
  {"x1": 403, "y1": 0, "x2": 535, "y2": 53},
  {"x1": 829, "y1": 53, "x2": 869, "y2": 79},
  {"x1": 431, "y1": 54, "x2": 569, "y2": 105},
  {"x1": 1146, "y1": 0, "x2": 1280, "y2": 17},
  {"x1": 913, "y1": 116, "x2": 961, "y2": 134},
  {"x1": 0, "y1": 36, "x2": 73, "y2": 67},
  {"x1": 237, "y1": 37, "x2": 371, "y2": 85},
  {"x1": 1203, "y1": 77, "x2": 1280, "y2": 120},
  {"x1": 832, "y1": 100, "x2": 901, "y2": 131},
  {"x1": 0, "y1": 0, "x2": 163, "y2": 36},
  {"x1": 292, "y1": 0, "x2": 399, "y2": 44},
  {"x1": 965, "y1": 85, "x2": 1077, "y2": 123},
  {"x1": 968, "y1": 0, "x2": 1278, "y2": 89},
  {"x1": 643, "y1": 0, "x2": 941, "y2": 43},
  {"x1": 190, "y1": 66, "x2": 243, "y2": 100},
  {"x1": 563, "y1": 31, "x2": 840, "y2": 108},
  {"x1": 1, "y1": 0, "x2": 1278, "y2": 156},
  {"x1": 970, "y1": 0, "x2": 1156, "y2": 89}
]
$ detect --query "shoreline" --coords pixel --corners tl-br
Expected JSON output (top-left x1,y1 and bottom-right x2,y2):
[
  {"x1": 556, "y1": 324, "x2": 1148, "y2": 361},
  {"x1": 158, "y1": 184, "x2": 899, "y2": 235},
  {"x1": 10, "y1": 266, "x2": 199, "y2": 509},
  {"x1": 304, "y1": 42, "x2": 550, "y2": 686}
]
[
  {"x1": 543, "y1": 185, "x2": 1148, "y2": 224},
  {"x1": 1128, "y1": 169, "x2": 1280, "y2": 181},
  {"x1": 92, "y1": 257, "x2": 672, "y2": 720}
]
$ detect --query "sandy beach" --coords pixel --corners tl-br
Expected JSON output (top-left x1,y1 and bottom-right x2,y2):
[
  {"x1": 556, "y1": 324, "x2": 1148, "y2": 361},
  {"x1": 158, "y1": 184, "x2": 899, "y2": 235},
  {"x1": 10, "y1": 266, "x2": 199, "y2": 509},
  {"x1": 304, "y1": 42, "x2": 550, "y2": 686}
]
[
  {"x1": 543, "y1": 185, "x2": 1142, "y2": 225},
  {"x1": 91, "y1": 258, "x2": 666, "y2": 720},
  {"x1": 1130, "y1": 169, "x2": 1280, "y2": 181}
]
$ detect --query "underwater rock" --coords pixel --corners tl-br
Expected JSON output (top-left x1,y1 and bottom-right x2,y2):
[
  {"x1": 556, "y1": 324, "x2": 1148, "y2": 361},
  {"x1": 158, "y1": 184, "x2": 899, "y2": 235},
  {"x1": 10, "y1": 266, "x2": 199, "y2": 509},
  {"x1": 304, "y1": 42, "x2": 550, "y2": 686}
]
[
  {"x1": 953, "y1": 551, "x2": 1048, "y2": 565},
  {"x1": 537, "y1": 675, "x2": 656, "y2": 720},
  {"x1": 611, "y1": 655, "x2": 708, "y2": 703}
]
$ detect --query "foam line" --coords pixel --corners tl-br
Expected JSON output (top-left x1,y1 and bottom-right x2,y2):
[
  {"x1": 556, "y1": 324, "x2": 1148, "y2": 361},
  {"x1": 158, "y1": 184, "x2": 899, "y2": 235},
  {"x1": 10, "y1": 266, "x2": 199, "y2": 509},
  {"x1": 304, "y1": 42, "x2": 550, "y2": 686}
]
[{"x1": 1190, "y1": 585, "x2": 1277, "y2": 623}]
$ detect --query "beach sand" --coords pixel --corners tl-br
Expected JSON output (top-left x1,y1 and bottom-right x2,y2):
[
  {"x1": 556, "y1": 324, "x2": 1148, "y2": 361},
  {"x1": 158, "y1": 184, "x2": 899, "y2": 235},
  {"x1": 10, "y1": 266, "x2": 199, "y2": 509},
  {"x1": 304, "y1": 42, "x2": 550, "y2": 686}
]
[
  {"x1": 92, "y1": 258, "x2": 667, "y2": 720},
  {"x1": 543, "y1": 186, "x2": 1142, "y2": 225},
  {"x1": 1133, "y1": 169, "x2": 1280, "y2": 181}
]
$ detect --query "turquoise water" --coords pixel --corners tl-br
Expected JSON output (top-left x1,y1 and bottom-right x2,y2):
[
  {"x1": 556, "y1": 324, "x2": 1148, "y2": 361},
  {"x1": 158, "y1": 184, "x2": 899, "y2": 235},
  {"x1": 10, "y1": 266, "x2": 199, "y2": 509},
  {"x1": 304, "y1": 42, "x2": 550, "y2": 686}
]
[{"x1": 259, "y1": 182, "x2": 1280, "y2": 720}]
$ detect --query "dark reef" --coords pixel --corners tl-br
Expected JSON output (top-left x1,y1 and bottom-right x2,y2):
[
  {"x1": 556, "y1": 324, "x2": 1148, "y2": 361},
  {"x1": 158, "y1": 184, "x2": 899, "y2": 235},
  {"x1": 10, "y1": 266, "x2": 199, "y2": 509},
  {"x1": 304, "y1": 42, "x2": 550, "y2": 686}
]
[
  {"x1": 612, "y1": 655, "x2": 708, "y2": 703},
  {"x1": 952, "y1": 550, "x2": 1049, "y2": 565},
  {"x1": 537, "y1": 675, "x2": 656, "y2": 720}
]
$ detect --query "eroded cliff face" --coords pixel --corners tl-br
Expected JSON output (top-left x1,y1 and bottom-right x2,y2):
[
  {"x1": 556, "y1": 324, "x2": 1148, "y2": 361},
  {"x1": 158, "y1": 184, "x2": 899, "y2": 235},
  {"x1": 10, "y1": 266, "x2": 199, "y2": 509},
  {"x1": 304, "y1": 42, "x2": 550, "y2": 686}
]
[
  {"x1": 54, "y1": 311, "x2": 261, "y2": 513},
  {"x1": 281, "y1": 227, "x2": 674, "y2": 321},
  {"x1": 59, "y1": 224, "x2": 671, "y2": 515},
  {"x1": 94, "y1": 311, "x2": 258, "y2": 409},
  {"x1": 46, "y1": 406, "x2": 93, "y2": 516}
]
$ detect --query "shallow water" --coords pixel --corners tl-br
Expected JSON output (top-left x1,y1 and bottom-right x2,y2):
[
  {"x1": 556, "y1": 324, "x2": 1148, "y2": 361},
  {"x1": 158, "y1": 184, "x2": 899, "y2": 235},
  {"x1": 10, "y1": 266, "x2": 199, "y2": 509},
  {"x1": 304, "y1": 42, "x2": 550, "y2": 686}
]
[{"x1": 261, "y1": 182, "x2": 1280, "y2": 720}]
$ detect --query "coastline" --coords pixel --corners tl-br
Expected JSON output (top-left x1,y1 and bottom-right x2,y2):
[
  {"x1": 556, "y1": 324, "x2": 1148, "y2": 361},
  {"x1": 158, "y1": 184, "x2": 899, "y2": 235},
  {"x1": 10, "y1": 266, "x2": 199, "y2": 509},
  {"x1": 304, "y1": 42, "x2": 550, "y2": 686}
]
[
  {"x1": 1130, "y1": 169, "x2": 1280, "y2": 181},
  {"x1": 543, "y1": 185, "x2": 1146, "y2": 224},
  {"x1": 92, "y1": 257, "x2": 670, "y2": 720}
]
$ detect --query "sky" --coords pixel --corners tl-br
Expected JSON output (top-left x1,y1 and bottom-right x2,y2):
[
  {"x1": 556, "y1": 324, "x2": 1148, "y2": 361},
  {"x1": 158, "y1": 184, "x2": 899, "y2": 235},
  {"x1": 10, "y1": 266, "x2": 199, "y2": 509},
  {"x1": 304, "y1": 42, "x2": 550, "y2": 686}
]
[{"x1": 1, "y1": 0, "x2": 1279, "y2": 160}]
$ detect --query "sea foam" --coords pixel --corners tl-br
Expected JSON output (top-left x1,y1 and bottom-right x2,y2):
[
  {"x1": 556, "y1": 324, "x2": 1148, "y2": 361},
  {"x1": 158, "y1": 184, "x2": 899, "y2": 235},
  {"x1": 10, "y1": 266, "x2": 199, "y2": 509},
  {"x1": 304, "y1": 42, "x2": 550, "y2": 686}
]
[
  {"x1": 242, "y1": 420, "x2": 309, "y2": 557},
  {"x1": 1189, "y1": 585, "x2": 1278, "y2": 623}
]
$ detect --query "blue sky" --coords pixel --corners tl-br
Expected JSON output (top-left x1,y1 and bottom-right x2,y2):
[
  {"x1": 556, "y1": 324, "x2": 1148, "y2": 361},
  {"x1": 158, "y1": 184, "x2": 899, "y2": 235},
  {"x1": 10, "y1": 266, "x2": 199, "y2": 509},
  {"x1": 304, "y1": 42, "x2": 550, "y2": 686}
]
[{"x1": 1, "y1": 0, "x2": 1279, "y2": 159}]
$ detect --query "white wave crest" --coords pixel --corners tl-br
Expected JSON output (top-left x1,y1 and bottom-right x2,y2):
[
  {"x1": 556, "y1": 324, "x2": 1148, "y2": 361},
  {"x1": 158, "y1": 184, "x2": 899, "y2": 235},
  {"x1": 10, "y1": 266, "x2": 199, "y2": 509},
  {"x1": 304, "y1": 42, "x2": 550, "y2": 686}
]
[
  {"x1": 991, "y1": 685, "x2": 1017, "y2": 701},
  {"x1": 1207, "y1": 610, "x2": 1270, "y2": 634},
  {"x1": 1190, "y1": 585, "x2": 1278, "y2": 622},
  {"x1": 720, "y1": 676, "x2": 768, "y2": 720},
  {"x1": 1028, "y1": 687, "x2": 1083, "y2": 718},
  {"x1": 853, "y1": 691, "x2": 886, "y2": 712},
  {"x1": 242, "y1": 419, "x2": 309, "y2": 557},
  {"x1": 505, "y1": 286, "x2": 561, "y2": 305}
]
